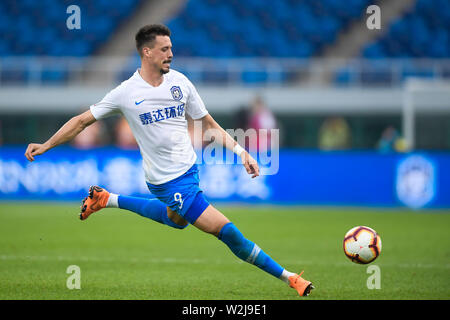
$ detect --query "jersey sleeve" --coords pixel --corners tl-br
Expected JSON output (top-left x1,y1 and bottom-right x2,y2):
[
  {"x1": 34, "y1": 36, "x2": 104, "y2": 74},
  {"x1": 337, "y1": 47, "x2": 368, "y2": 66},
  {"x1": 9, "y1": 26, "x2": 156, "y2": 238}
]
[
  {"x1": 185, "y1": 78, "x2": 208, "y2": 120},
  {"x1": 89, "y1": 85, "x2": 123, "y2": 120}
]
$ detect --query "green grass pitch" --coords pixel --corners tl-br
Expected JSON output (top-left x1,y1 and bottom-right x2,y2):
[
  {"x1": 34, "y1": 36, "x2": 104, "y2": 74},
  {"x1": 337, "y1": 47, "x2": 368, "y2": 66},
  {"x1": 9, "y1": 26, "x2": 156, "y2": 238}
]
[{"x1": 0, "y1": 203, "x2": 449, "y2": 300}]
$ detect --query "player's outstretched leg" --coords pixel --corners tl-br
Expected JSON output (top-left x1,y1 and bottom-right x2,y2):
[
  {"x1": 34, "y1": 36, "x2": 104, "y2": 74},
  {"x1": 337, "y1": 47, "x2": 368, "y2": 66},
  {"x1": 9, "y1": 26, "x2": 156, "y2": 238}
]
[
  {"x1": 115, "y1": 194, "x2": 188, "y2": 229},
  {"x1": 79, "y1": 186, "x2": 188, "y2": 229},
  {"x1": 193, "y1": 205, "x2": 314, "y2": 297}
]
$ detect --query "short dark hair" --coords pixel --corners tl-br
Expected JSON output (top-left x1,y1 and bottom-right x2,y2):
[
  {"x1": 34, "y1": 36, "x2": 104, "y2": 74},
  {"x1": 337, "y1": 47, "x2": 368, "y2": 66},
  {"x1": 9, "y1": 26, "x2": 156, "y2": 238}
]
[{"x1": 135, "y1": 24, "x2": 171, "y2": 55}]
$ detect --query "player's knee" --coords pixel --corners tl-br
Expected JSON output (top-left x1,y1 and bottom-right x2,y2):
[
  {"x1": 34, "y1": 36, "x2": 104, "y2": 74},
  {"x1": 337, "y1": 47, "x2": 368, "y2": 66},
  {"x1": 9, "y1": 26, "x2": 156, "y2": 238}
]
[
  {"x1": 193, "y1": 204, "x2": 231, "y2": 236},
  {"x1": 208, "y1": 221, "x2": 228, "y2": 236},
  {"x1": 166, "y1": 209, "x2": 189, "y2": 230}
]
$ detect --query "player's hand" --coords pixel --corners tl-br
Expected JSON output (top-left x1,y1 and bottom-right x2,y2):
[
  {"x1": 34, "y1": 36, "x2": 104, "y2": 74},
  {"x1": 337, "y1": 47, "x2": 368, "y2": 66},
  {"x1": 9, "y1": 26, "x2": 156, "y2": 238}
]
[
  {"x1": 25, "y1": 143, "x2": 47, "y2": 162},
  {"x1": 241, "y1": 151, "x2": 259, "y2": 178}
]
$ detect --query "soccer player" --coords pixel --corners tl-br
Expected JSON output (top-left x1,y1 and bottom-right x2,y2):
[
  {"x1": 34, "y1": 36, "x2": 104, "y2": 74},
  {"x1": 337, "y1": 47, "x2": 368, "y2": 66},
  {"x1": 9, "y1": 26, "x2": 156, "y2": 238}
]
[{"x1": 24, "y1": 24, "x2": 314, "y2": 297}]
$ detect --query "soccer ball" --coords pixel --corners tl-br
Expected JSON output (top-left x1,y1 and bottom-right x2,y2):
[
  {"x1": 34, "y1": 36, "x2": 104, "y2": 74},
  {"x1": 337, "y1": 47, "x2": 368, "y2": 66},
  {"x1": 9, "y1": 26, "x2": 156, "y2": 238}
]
[{"x1": 343, "y1": 226, "x2": 382, "y2": 264}]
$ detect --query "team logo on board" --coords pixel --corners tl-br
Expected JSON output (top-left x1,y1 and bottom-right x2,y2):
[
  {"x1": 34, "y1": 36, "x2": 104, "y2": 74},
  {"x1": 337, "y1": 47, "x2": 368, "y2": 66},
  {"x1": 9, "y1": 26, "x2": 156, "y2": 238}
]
[
  {"x1": 170, "y1": 86, "x2": 183, "y2": 101},
  {"x1": 396, "y1": 155, "x2": 435, "y2": 209}
]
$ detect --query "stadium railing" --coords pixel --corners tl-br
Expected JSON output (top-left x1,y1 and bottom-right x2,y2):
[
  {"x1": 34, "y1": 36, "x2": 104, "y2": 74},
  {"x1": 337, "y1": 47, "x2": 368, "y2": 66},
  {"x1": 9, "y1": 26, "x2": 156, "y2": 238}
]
[{"x1": 0, "y1": 57, "x2": 449, "y2": 87}]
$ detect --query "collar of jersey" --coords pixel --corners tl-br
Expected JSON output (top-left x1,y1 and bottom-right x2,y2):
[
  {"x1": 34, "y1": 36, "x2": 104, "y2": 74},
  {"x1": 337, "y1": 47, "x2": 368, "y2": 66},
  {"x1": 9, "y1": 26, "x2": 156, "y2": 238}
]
[{"x1": 136, "y1": 68, "x2": 167, "y2": 88}]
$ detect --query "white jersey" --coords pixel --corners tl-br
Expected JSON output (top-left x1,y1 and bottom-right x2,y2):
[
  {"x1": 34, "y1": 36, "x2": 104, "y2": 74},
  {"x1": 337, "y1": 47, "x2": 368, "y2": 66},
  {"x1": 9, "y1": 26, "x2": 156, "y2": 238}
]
[{"x1": 90, "y1": 69, "x2": 208, "y2": 185}]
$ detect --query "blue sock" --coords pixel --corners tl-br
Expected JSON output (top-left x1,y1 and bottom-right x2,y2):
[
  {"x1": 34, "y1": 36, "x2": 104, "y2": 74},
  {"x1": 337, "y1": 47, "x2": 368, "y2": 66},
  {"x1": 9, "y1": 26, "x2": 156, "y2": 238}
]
[
  {"x1": 218, "y1": 222, "x2": 284, "y2": 279},
  {"x1": 118, "y1": 195, "x2": 187, "y2": 229}
]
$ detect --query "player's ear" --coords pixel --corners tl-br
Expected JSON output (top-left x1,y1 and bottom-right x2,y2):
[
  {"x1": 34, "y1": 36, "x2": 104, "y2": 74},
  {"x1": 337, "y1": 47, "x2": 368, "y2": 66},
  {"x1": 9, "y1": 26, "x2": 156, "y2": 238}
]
[{"x1": 142, "y1": 46, "x2": 152, "y2": 58}]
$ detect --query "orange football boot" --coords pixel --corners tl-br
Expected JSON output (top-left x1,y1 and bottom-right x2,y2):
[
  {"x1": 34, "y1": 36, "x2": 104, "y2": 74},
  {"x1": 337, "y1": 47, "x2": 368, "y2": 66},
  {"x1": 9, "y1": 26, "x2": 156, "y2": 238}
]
[
  {"x1": 79, "y1": 186, "x2": 110, "y2": 220},
  {"x1": 289, "y1": 271, "x2": 314, "y2": 297}
]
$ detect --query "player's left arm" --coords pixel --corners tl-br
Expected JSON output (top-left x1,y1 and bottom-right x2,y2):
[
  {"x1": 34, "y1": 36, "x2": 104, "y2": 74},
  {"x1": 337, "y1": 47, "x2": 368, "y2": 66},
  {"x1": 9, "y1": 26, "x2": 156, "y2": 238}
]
[{"x1": 200, "y1": 114, "x2": 259, "y2": 178}]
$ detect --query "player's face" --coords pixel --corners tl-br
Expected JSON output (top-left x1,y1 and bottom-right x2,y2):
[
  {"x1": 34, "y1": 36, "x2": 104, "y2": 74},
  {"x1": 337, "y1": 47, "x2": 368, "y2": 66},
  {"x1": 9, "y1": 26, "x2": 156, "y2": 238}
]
[{"x1": 145, "y1": 35, "x2": 173, "y2": 74}]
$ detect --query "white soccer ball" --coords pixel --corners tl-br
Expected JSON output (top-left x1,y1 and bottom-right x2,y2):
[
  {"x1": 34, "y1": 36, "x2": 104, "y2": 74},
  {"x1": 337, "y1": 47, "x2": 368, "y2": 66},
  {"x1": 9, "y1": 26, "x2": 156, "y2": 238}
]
[{"x1": 343, "y1": 226, "x2": 382, "y2": 264}]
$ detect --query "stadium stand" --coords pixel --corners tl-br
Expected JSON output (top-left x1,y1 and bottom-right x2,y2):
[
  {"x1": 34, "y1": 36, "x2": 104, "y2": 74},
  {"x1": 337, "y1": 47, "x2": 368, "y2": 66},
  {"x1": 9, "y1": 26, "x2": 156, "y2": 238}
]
[
  {"x1": 120, "y1": 0, "x2": 372, "y2": 83},
  {"x1": 0, "y1": 0, "x2": 142, "y2": 83},
  {"x1": 165, "y1": 0, "x2": 372, "y2": 58},
  {"x1": 0, "y1": 0, "x2": 449, "y2": 150},
  {"x1": 1, "y1": 0, "x2": 449, "y2": 86},
  {"x1": 363, "y1": 0, "x2": 450, "y2": 59},
  {"x1": 335, "y1": 0, "x2": 450, "y2": 85}
]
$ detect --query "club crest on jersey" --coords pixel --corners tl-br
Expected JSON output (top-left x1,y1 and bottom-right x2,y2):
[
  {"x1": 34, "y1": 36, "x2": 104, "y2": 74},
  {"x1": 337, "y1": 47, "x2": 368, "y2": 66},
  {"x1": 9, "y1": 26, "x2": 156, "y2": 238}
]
[{"x1": 170, "y1": 86, "x2": 183, "y2": 101}]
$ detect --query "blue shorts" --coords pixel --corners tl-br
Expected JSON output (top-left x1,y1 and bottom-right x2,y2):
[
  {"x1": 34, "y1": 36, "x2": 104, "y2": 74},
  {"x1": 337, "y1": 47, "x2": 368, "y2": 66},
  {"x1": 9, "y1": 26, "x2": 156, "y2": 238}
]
[{"x1": 146, "y1": 164, "x2": 210, "y2": 224}]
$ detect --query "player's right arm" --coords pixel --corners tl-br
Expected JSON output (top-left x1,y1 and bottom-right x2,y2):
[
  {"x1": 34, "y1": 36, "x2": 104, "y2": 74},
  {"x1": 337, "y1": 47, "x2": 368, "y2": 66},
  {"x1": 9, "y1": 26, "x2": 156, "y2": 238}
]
[
  {"x1": 25, "y1": 82, "x2": 123, "y2": 162},
  {"x1": 25, "y1": 110, "x2": 96, "y2": 162}
]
